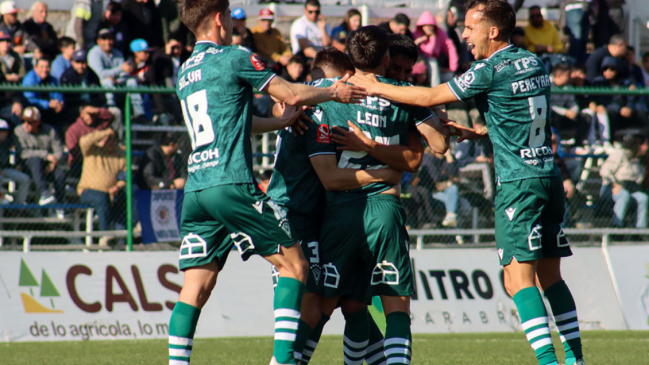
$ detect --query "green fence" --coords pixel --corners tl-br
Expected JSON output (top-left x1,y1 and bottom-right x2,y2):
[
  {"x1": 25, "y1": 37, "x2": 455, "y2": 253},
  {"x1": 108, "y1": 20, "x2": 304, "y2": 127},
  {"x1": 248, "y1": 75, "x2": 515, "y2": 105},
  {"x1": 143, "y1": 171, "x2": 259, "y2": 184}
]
[{"x1": 2, "y1": 83, "x2": 649, "y2": 252}]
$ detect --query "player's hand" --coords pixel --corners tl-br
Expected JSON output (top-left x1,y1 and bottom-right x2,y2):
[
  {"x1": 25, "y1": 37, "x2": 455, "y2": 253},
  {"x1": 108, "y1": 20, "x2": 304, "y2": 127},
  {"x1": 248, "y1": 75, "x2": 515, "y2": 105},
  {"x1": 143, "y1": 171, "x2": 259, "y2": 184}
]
[
  {"x1": 348, "y1": 73, "x2": 379, "y2": 97},
  {"x1": 620, "y1": 107, "x2": 632, "y2": 118},
  {"x1": 612, "y1": 183, "x2": 623, "y2": 196},
  {"x1": 281, "y1": 105, "x2": 313, "y2": 136},
  {"x1": 441, "y1": 120, "x2": 484, "y2": 143},
  {"x1": 563, "y1": 179, "x2": 575, "y2": 199},
  {"x1": 11, "y1": 101, "x2": 22, "y2": 116},
  {"x1": 565, "y1": 109, "x2": 578, "y2": 120},
  {"x1": 317, "y1": 15, "x2": 327, "y2": 30},
  {"x1": 332, "y1": 74, "x2": 366, "y2": 103},
  {"x1": 332, "y1": 120, "x2": 374, "y2": 152}
]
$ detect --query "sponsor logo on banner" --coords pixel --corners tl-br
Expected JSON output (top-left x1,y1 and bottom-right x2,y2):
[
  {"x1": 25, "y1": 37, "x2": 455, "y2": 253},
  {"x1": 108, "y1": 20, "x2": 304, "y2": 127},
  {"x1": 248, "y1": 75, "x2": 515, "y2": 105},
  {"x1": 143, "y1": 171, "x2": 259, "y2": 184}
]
[
  {"x1": 150, "y1": 190, "x2": 180, "y2": 242},
  {"x1": 19, "y1": 259, "x2": 64, "y2": 313}
]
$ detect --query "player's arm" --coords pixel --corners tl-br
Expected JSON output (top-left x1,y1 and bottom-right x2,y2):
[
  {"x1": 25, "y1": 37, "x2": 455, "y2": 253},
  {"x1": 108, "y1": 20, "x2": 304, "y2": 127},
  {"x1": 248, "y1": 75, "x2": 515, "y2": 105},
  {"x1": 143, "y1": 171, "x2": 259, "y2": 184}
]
[
  {"x1": 332, "y1": 122, "x2": 424, "y2": 173},
  {"x1": 348, "y1": 73, "x2": 458, "y2": 108},
  {"x1": 251, "y1": 104, "x2": 311, "y2": 134},
  {"x1": 264, "y1": 74, "x2": 365, "y2": 106},
  {"x1": 310, "y1": 154, "x2": 402, "y2": 191}
]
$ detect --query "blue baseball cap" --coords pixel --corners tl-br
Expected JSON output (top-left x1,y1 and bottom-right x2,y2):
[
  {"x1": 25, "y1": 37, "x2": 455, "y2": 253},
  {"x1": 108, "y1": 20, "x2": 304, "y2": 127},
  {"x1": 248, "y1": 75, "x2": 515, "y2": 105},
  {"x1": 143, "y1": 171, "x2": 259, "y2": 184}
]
[
  {"x1": 130, "y1": 38, "x2": 151, "y2": 53},
  {"x1": 72, "y1": 49, "x2": 87, "y2": 62},
  {"x1": 232, "y1": 7, "x2": 246, "y2": 20}
]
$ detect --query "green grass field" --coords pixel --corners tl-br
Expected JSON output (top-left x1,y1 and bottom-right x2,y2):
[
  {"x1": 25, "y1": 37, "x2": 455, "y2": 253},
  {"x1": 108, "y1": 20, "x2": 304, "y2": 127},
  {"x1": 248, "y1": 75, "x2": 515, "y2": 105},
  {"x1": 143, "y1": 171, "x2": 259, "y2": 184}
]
[{"x1": 2, "y1": 331, "x2": 648, "y2": 364}]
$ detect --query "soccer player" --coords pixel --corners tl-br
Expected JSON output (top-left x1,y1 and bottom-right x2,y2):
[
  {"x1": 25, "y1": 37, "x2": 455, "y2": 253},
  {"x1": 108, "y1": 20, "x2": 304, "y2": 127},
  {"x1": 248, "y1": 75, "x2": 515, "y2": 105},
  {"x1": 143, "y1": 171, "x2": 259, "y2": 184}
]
[
  {"x1": 349, "y1": 1, "x2": 585, "y2": 365},
  {"x1": 267, "y1": 48, "x2": 406, "y2": 365},
  {"x1": 170, "y1": 1, "x2": 364, "y2": 364},
  {"x1": 304, "y1": 26, "x2": 451, "y2": 365}
]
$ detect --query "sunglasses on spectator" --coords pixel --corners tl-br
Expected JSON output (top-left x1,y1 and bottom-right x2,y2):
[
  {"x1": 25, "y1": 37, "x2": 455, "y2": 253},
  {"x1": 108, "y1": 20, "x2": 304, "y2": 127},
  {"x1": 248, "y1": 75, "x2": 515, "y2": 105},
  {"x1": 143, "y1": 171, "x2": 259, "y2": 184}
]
[
  {"x1": 307, "y1": 10, "x2": 320, "y2": 15},
  {"x1": 530, "y1": 14, "x2": 542, "y2": 19}
]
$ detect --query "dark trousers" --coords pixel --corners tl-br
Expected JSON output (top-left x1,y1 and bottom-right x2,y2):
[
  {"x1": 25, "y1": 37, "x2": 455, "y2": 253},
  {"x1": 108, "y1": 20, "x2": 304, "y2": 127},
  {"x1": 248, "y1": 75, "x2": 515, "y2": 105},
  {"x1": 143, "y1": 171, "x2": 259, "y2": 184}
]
[
  {"x1": 24, "y1": 157, "x2": 66, "y2": 202},
  {"x1": 80, "y1": 188, "x2": 126, "y2": 231}
]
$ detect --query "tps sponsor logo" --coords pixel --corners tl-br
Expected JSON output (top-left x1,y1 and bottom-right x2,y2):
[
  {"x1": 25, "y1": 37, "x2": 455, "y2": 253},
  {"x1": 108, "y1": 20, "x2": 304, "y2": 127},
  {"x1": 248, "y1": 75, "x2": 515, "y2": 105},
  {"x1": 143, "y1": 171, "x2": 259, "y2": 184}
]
[
  {"x1": 251, "y1": 54, "x2": 265, "y2": 71},
  {"x1": 316, "y1": 123, "x2": 330, "y2": 144},
  {"x1": 181, "y1": 52, "x2": 205, "y2": 71},
  {"x1": 19, "y1": 259, "x2": 64, "y2": 313}
]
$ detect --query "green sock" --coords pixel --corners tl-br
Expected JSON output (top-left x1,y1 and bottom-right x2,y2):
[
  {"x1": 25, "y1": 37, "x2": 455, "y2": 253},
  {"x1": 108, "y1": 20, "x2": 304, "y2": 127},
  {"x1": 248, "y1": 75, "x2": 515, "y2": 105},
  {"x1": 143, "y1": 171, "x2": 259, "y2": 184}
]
[
  {"x1": 513, "y1": 287, "x2": 558, "y2": 365},
  {"x1": 365, "y1": 312, "x2": 386, "y2": 365},
  {"x1": 384, "y1": 311, "x2": 412, "y2": 364},
  {"x1": 544, "y1": 280, "x2": 583, "y2": 364},
  {"x1": 293, "y1": 320, "x2": 313, "y2": 362},
  {"x1": 168, "y1": 301, "x2": 201, "y2": 365},
  {"x1": 343, "y1": 310, "x2": 370, "y2": 365},
  {"x1": 300, "y1": 314, "x2": 329, "y2": 363},
  {"x1": 273, "y1": 277, "x2": 305, "y2": 364}
]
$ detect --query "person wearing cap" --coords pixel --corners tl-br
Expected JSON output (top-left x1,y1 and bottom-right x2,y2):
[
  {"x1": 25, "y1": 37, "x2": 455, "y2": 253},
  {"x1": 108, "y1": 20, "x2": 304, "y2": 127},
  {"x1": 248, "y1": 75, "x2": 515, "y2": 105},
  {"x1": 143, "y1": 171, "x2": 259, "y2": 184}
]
[
  {"x1": 0, "y1": 118, "x2": 30, "y2": 205},
  {"x1": 231, "y1": 7, "x2": 257, "y2": 53},
  {"x1": 0, "y1": 1, "x2": 24, "y2": 53},
  {"x1": 88, "y1": 28, "x2": 131, "y2": 108},
  {"x1": 592, "y1": 56, "x2": 648, "y2": 131},
  {"x1": 22, "y1": 1, "x2": 58, "y2": 57},
  {"x1": 331, "y1": 29, "x2": 347, "y2": 52},
  {"x1": 413, "y1": 10, "x2": 459, "y2": 86},
  {"x1": 61, "y1": 49, "x2": 103, "y2": 108},
  {"x1": 22, "y1": 58, "x2": 65, "y2": 129},
  {"x1": 64, "y1": 0, "x2": 104, "y2": 51},
  {"x1": 0, "y1": 28, "x2": 24, "y2": 82},
  {"x1": 290, "y1": 0, "x2": 331, "y2": 59},
  {"x1": 116, "y1": 38, "x2": 151, "y2": 121},
  {"x1": 50, "y1": 37, "x2": 76, "y2": 81},
  {"x1": 97, "y1": 1, "x2": 130, "y2": 55},
  {"x1": 251, "y1": 8, "x2": 293, "y2": 67},
  {"x1": 14, "y1": 106, "x2": 66, "y2": 207}
]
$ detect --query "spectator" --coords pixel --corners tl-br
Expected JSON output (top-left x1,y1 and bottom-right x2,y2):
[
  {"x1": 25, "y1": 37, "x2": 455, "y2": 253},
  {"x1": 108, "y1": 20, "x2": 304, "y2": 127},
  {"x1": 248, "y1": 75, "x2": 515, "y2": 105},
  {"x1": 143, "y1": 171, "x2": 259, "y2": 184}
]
[
  {"x1": 22, "y1": 58, "x2": 65, "y2": 129},
  {"x1": 120, "y1": 0, "x2": 163, "y2": 49},
  {"x1": 22, "y1": 2, "x2": 57, "y2": 58},
  {"x1": 150, "y1": 36, "x2": 186, "y2": 123},
  {"x1": 135, "y1": 131, "x2": 186, "y2": 190},
  {"x1": 14, "y1": 106, "x2": 65, "y2": 208},
  {"x1": 65, "y1": 105, "x2": 116, "y2": 177},
  {"x1": 51, "y1": 37, "x2": 76, "y2": 81},
  {"x1": 642, "y1": 51, "x2": 649, "y2": 88},
  {"x1": 88, "y1": 28, "x2": 132, "y2": 108},
  {"x1": 158, "y1": 0, "x2": 192, "y2": 47},
  {"x1": 290, "y1": 0, "x2": 331, "y2": 59},
  {"x1": 560, "y1": 0, "x2": 594, "y2": 64},
  {"x1": 569, "y1": 65, "x2": 612, "y2": 147},
  {"x1": 331, "y1": 9, "x2": 361, "y2": 41},
  {"x1": 378, "y1": 13, "x2": 414, "y2": 40},
  {"x1": 413, "y1": 10, "x2": 459, "y2": 86},
  {"x1": 231, "y1": 8, "x2": 256, "y2": 53},
  {"x1": 0, "y1": 1, "x2": 24, "y2": 54},
  {"x1": 281, "y1": 56, "x2": 305, "y2": 83},
  {"x1": 120, "y1": 38, "x2": 152, "y2": 122},
  {"x1": 77, "y1": 127, "x2": 126, "y2": 235},
  {"x1": 586, "y1": 34, "x2": 628, "y2": 82},
  {"x1": 97, "y1": 1, "x2": 130, "y2": 55},
  {"x1": 626, "y1": 46, "x2": 645, "y2": 88},
  {"x1": 0, "y1": 118, "x2": 30, "y2": 205},
  {"x1": 331, "y1": 30, "x2": 347, "y2": 53},
  {"x1": 446, "y1": 5, "x2": 470, "y2": 74},
  {"x1": 511, "y1": 27, "x2": 525, "y2": 49},
  {"x1": 592, "y1": 56, "x2": 647, "y2": 133},
  {"x1": 551, "y1": 132, "x2": 577, "y2": 226},
  {"x1": 550, "y1": 63, "x2": 592, "y2": 145},
  {"x1": 251, "y1": 9, "x2": 292, "y2": 67},
  {"x1": 65, "y1": 0, "x2": 104, "y2": 50},
  {"x1": 60, "y1": 49, "x2": 105, "y2": 109},
  {"x1": 386, "y1": 33, "x2": 418, "y2": 83},
  {"x1": 0, "y1": 29, "x2": 25, "y2": 82},
  {"x1": 523, "y1": 6, "x2": 564, "y2": 56},
  {"x1": 592, "y1": 0, "x2": 625, "y2": 48},
  {"x1": 427, "y1": 149, "x2": 460, "y2": 228},
  {"x1": 600, "y1": 133, "x2": 648, "y2": 228}
]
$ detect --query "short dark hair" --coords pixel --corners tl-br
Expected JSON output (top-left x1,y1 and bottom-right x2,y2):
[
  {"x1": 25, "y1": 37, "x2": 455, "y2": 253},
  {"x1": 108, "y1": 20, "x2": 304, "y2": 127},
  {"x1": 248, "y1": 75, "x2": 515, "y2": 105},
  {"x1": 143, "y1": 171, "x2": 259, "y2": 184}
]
[
  {"x1": 388, "y1": 33, "x2": 418, "y2": 63},
  {"x1": 313, "y1": 48, "x2": 354, "y2": 75},
  {"x1": 466, "y1": 0, "x2": 516, "y2": 40},
  {"x1": 529, "y1": 5, "x2": 541, "y2": 13},
  {"x1": 346, "y1": 26, "x2": 390, "y2": 71},
  {"x1": 58, "y1": 36, "x2": 76, "y2": 50},
  {"x1": 608, "y1": 34, "x2": 626, "y2": 46},
  {"x1": 551, "y1": 63, "x2": 570, "y2": 75},
  {"x1": 571, "y1": 64, "x2": 587, "y2": 74},
  {"x1": 35, "y1": 57, "x2": 50, "y2": 67},
  {"x1": 304, "y1": 0, "x2": 320, "y2": 8},
  {"x1": 512, "y1": 26, "x2": 525, "y2": 37},
  {"x1": 627, "y1": 45, "x2": 635, "y2": 53},
  {"x1": 393, "y1": 13, "x2": 410, "y2": 27},
  {"x1": 181, "y1": 0, "x2": 229, "y2": 34},
  {"x1": 106, "y1": 1, "x2": 122, "y2": 13},
  {"x1": 288, "y1": 55, "x2": 304, "y2": 66},
  {"x1": 159, "y1": 132, "x2": 181, "y2": 146}
]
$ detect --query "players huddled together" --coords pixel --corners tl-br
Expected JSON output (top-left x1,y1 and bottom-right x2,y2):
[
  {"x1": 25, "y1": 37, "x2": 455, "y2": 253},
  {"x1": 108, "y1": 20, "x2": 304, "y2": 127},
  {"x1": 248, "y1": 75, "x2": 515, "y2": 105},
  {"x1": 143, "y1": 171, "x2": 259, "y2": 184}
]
[{"x1": 169, "y1": 1, "x2": 586, "y2": 365}]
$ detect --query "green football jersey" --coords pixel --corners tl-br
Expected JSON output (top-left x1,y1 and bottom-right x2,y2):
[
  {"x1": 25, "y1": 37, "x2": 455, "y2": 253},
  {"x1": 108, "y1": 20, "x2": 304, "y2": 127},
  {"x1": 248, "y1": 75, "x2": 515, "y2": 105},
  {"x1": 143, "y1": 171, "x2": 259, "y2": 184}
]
[
  {"x1": 308, "y1": 77, "x2": 434, "y2": 205},
  {"x1": 266, "y1": 124, "x2": 327, "y2": 219},
  {"x1": 447, "y1": 44, "x2": 559, "y2": 183},
  {"x1": 176, "y1": 41, "x2": 276, "y2": 193}
]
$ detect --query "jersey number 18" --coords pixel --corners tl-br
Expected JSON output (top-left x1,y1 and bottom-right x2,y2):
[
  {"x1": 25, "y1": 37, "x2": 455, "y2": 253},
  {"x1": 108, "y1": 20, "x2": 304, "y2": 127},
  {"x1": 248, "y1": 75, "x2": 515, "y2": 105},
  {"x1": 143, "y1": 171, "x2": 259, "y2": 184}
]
[{"x1": 181, "y1": 89, "x2": 215, "y2": 149}]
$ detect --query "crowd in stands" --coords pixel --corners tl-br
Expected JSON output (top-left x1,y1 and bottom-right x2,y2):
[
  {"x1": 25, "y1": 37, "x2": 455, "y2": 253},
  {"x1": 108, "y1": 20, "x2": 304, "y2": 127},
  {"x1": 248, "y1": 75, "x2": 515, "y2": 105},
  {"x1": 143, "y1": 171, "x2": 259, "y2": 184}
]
[{"x1": 1, "y1": 0, "x2": 649, "y2": 241}]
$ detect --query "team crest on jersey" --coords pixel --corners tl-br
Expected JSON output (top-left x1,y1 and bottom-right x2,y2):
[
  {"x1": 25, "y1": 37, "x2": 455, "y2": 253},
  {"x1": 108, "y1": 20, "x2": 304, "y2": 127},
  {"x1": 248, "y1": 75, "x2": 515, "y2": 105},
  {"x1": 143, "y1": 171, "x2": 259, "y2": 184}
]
[
  {"x1": 316, "y1": 123, "x2": 330, "y2": 144},
  {"x1": 251, "y1": 54, "x2": 265, "y2": 71}
]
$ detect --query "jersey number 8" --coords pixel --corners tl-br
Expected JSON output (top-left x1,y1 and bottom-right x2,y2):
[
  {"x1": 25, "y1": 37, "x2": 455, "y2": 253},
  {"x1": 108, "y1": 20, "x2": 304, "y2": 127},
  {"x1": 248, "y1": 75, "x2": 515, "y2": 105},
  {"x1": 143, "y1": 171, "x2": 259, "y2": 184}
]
[
  {"x1": 181, "y1": 89, "x2": 215, "y2": 149},
  {"x1": 527, "y1": 95, "x2": 547, "y2": 148}
]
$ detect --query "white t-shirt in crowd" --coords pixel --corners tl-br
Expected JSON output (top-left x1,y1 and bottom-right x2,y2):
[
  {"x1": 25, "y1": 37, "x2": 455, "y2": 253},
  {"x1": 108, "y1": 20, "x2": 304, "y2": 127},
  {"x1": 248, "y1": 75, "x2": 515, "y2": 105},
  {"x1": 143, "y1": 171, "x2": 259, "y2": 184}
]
[{"x1": 290, "y1": 15, "x2": 330, "y2": 54}]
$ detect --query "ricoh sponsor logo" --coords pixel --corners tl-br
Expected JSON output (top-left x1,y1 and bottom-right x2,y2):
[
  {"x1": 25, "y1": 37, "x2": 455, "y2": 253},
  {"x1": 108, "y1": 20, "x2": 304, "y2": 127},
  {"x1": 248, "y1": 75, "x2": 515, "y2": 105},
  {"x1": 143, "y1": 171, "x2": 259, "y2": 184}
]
[
  {"x1": 511, "y1": 74, "x2": 550, "y2": 94},
  {"x1": 519, "y1": 145, "x2": 553, "y2": 165},
  {"x1": 187, "y1": 147, "x2": 219, "y2": 173},
  {"x1": 360, "y1": 96, "x2": 391, "y2": 111}
]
